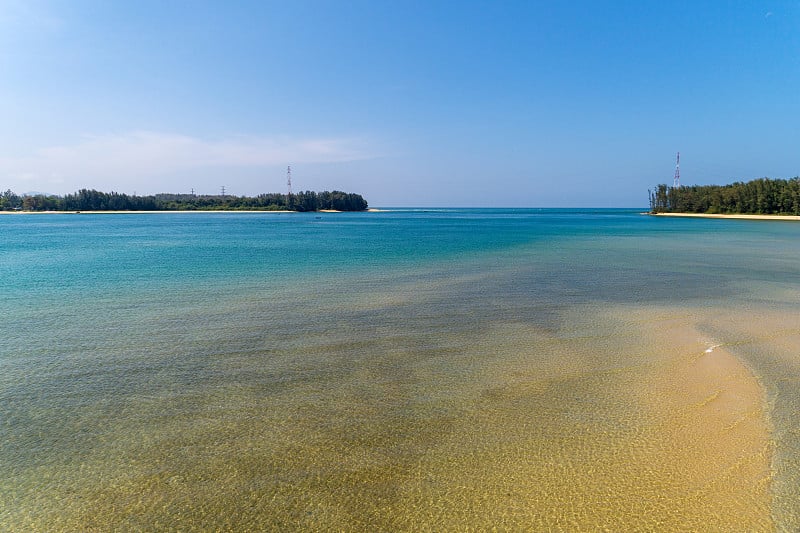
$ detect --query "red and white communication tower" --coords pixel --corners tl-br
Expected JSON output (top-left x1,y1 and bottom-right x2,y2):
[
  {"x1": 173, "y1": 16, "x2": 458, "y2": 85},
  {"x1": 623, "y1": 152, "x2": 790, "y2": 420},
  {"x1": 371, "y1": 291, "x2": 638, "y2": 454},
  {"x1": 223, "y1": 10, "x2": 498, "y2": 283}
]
[{"x1": 673, "y1": 152, "x2": 681, "y2": 188}]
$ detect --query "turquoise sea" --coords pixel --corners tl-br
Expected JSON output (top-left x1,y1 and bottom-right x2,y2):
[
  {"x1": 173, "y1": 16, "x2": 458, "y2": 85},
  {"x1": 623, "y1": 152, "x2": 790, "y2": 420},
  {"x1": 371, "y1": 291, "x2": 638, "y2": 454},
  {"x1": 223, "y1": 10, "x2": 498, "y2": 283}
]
[{"x1": 2, "y1": 209, "x2": 799, "y2": 530}]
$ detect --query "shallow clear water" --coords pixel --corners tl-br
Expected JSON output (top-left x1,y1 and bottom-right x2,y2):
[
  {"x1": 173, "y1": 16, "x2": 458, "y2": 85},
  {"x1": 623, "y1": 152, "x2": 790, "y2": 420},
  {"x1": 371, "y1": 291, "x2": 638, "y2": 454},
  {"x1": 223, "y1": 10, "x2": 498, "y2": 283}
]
[{"x1": 1, "y1": 209, "x2": 798, "y2": 529}]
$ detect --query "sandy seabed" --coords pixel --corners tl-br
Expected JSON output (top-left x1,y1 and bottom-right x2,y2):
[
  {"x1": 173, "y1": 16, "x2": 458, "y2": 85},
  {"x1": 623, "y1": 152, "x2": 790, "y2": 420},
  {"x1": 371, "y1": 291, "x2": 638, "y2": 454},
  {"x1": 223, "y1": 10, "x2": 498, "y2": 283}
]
[{"x1": 0, "y1": 212, "x2": 785, "y2": 530}]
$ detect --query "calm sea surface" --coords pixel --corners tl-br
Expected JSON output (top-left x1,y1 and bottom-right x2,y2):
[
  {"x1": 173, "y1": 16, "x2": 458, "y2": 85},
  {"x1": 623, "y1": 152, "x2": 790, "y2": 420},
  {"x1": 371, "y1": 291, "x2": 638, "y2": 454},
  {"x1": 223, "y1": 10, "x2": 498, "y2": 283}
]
[{"x1": 2, "y1": 209, "x2": 799, "y2": 530}]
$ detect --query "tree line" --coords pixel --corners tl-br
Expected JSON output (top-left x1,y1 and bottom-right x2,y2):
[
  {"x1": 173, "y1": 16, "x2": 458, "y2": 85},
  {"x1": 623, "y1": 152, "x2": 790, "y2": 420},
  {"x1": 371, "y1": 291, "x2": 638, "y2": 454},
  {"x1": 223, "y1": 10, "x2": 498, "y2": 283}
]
[
  {"x1": 0, "y1": 189, "x2": 368, "y2": 212},
  {"x1": 649, "y1": 177, "x2": 800, "y2": 215}
]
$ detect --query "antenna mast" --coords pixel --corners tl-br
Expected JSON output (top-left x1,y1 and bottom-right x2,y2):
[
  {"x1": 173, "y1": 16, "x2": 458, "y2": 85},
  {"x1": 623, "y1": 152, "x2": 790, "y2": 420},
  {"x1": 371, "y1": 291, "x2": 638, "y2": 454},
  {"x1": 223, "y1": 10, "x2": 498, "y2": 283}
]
[
  {"x1": 673, "y1": 152, "x2": 680, "y2": 188},
  {"x1": 287, "y1": 166, "x2": 293, "y2": 197}
]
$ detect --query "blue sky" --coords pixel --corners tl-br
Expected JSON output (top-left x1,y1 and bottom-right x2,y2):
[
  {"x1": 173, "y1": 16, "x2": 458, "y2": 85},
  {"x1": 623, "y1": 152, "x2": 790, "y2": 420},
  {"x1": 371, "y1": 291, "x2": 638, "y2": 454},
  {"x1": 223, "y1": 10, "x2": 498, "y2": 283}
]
[{"x1": 1, "y1": 1, "x2": 798, "y2": 206}]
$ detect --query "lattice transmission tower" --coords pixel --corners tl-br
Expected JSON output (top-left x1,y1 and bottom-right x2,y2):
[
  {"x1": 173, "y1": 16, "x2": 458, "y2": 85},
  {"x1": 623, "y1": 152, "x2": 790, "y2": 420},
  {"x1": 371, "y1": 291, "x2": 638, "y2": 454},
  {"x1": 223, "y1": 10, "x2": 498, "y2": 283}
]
[
  {"x1": 287, "y1": 166, "x2": 293, "y2": 197},
  {"x1": 673, "y1": 152, "x2": 681, "y2": 188}
]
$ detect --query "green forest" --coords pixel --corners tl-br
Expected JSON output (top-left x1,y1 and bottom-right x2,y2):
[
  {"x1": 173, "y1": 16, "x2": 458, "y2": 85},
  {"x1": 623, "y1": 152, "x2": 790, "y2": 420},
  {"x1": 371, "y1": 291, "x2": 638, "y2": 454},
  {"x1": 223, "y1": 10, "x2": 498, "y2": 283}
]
[
  {"x1": 0, "y1": 189, "x2": 368, "y2": 212},
  {"x1": 649, "y1": 177, "x2": 800, "y2": 215}
]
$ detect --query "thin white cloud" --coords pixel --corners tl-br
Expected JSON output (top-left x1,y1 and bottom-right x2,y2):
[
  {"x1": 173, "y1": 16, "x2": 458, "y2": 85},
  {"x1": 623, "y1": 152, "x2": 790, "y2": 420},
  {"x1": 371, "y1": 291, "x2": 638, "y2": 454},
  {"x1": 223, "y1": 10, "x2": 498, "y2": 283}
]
[
  {"x1": 0, "y1": 131, "x2": 378, "y2": 190},
  {"x1": 0, "y1": 0, "x2": 62, "y2": 33}
]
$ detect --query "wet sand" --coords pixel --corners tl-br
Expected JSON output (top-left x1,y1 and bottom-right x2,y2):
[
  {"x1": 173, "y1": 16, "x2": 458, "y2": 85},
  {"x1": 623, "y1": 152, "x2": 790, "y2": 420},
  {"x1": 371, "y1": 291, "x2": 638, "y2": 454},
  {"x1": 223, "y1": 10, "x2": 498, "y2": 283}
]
[
  {"x1": 0, "y1": 209, "x2": 383, "y2": 214},
  {"x1": 653, "y1": 212, "x2": 800, "y2": 221},
  {"x1": 0, "y1": 210, "x2": 295, "y2": 214},
  {"x1": 325, "y1": 306, "x2": 777, "y2": 530},
  {"x1": 632, "y1": 312, "x2": 773, "y2": 530},
  {"x1": 1, "y1": 306, "x2": 775, "y2": 531},
  {"x1": 423, "y1": 308, "x2": 775, "y2": 530}
]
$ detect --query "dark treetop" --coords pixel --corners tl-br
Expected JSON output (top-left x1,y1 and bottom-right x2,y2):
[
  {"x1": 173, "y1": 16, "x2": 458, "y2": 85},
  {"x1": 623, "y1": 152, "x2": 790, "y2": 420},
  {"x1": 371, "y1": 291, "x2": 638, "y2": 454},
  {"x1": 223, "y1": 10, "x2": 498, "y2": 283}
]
[
  {"x1": 649, "y1": 177, "x2": 800, "y2": 215},
  {"x1": 0, "y1": 189, "x2": 368, "y2": 212}
]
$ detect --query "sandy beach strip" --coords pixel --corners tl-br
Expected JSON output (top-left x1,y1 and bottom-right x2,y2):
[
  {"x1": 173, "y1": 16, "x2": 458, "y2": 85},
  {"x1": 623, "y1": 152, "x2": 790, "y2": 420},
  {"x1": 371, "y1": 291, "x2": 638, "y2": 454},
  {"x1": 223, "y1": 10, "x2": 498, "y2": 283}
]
[
  {"x1": 1, "y1": 210, "x2": 296, "y2": 215},
  {"x1": 652, "y1": 212, "x2": 800, "y2": 221},
  {"x1": 0, "y1": 209, "x2": 383, "y2": 215},
  {"x1": 315, "y1": 208, "x2": 383, "y2": 212}
]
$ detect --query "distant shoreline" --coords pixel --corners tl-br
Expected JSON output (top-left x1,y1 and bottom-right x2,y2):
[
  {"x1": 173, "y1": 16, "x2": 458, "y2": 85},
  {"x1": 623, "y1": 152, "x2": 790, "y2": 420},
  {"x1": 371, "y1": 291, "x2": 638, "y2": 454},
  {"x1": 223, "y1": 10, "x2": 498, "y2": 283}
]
[
  {"x1": 0, "y1": 209, "x2": 382, "y2": 215},
  {"x1": 651, "y1": 212, "x2": 800, "y2": 221},
  {"x1": 0, "y1": 210, "x2": 294, "y2": 215}
]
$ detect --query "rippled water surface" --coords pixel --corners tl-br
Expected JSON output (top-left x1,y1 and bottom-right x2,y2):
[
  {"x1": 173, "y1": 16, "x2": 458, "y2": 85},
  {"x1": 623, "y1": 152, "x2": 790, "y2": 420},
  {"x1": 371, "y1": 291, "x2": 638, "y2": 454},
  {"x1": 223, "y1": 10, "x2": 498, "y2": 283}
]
[{"x1": 1, "y1": 209, "x2": 799, "y2": 530}]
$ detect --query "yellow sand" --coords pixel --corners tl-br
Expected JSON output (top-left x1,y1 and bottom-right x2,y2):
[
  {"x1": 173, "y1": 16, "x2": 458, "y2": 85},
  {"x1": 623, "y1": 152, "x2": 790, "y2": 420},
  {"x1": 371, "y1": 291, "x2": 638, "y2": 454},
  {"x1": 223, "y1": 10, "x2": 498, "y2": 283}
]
[
  {"x1": 653, "y1": 212, "x2": 800, "y2": 221},
  {"x1": 0, "y1": 209, "x2": 385, "y2": 214},
  {"x1": 634, "y1": 315, "x2": 773, "y2": 530},
  {"x1": 0, "y1": 210, "x2": 295, "y2": 214},
  {"x1": 0, "y1": 306, "x2": 774, "y2": 531},
  {"x1": 385, "y1": 309, "x2": 774, "y2": 530}
]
